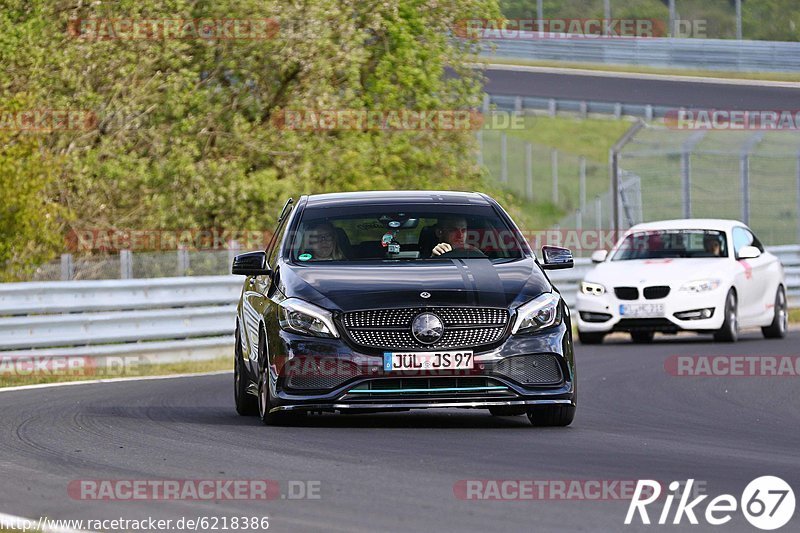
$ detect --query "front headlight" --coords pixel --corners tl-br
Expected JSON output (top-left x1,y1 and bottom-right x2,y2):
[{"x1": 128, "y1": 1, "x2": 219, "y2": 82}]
[
  {"x1": 679, "y1": 279, "x2": 721, "y2": 293},
  {"x1": 278, "y1": 298, "x2": 339, "y2": 338},
  {"x1": 580, "y1": 281, "x2": 606, "y2": 296},
  {"x1": 511, "y1": 292, "x2": 562, "y2": 334}
]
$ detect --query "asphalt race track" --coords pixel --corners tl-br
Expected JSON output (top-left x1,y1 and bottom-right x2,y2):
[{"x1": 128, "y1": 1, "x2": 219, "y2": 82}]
[
  {"x1": 1, "y1": 331, "x2": 798, "y2": 532},
  {"x1": 483, "y1": 66, "x2": 800, "y2": 110}
]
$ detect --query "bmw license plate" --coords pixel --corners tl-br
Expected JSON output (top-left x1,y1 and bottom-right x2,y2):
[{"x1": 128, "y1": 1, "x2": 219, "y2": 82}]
[
  {"x1": 384, "y1": 351, "x2": 473, "y2": 371},
  {"x1": 619, "y1": 303, "x2": 664, "y2": 318}
]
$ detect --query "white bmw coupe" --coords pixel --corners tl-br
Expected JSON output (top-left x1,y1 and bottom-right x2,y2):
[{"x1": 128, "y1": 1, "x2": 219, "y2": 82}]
[{"x1": 576, "y1": 219, "x2": 787, "y2": 343}]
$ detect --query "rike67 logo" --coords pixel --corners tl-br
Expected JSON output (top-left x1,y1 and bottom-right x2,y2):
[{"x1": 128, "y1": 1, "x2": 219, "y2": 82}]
[{"x1": 626, "y1": 477, "x2": 795, "y2": 530}]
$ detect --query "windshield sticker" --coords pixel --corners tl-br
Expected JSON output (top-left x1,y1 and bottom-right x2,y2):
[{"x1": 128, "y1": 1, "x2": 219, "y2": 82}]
[{"x1": 298, "y1": 253, "x2": 312, "y2": 261}]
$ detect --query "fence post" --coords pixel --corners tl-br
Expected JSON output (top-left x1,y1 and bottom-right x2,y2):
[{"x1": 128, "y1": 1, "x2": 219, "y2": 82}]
[
  {"x1": 482, "y1": 94, "x2": 490, "y2": 114},
  {"x1": 500, "y1": 133, "x2": 508, "y2": 183},
  {"x1": 525, "y1": 143, "x2": 533, "y2": 200},
  {"x1": 514, "y1": 96, "x2": 522, "y2": 114},
  {"x1": 595, "y1": 195, "x2": 602, "y2": 230},
  {"x1": 579, "y1": 101, "x2": 587, "y2": 119},
  {"x1": 579, "y1": 156, "x2": 586, "y2": 214},
  {"x1": 614, "y1": 103, "x2": 622, "y2": 119},
  {"x1": 120, "y1": 249, "x2": 133, "y2": 279},
  {"x1": 740, "y1": 154, "x2": 750, "y2": 224},
  {"x1": 681, "y1": 131, "x2": 706, "y2": 219},
  {"x1": 60, "y1": 253, "x2": 74, "y2": 281},
  {"x1": 681, "y1": 150, "x2": 692, "y2": 218},
  {"x1": 177, "y1": 246, "x2": 189, "y2": 276},
  {"x1": 645, "y1": 105, "x2": 653, "y2": 122},
  {"x1": 548, "y1": 99, "x2": 556, "y2": 117},
  {"x1": 575, "y1": 209, "x2": 582, "y2": 231},
  {"x1": 739, "y1": 132, "x2": 763, "y2": 226},
  {"x1": 609, "y1": 120, "x2": 646, "y2": 231},
  {"x1": 476, "y1": 130, "x2": 483, "y2": 167},
  {"x1": 551, "y1": 149, "x2": 559, "y2": 204}
]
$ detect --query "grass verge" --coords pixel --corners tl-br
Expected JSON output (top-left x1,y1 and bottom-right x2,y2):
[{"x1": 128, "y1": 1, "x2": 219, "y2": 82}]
[{"x1": 0, "y1": 356, "x2": 231, "y2": 389}]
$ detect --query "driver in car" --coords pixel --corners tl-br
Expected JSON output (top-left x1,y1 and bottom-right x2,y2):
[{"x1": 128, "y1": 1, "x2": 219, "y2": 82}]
[
  {"x1": 703, "y1": 234, "x2": 723, "y2": 257},
  {"x1": 432, "y1": 215, "x2": 481, "y2": 256}
]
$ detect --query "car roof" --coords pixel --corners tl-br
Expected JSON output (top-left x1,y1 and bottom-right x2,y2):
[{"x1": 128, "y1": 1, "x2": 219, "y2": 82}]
[
  {"x1": 627, "y1": 219, "x2": 745, "y2": 233},
  {"x1": 304, "y1": 190, "x2": 492, "y2": 208}
]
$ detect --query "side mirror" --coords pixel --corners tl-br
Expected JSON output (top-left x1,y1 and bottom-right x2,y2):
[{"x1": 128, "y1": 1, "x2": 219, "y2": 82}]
[
  {"x1": 541, "y1": 245, "x2": 574, "y2": 270},
  {"x1": 591, "y1": 250, "x2": 608, "y2": 263},
  {"x1": 232, "y1": 251, "x2": 271, "y2": 276},
  {"x1": 737, "y1": 245, "x2": 761, "y2": 260}
]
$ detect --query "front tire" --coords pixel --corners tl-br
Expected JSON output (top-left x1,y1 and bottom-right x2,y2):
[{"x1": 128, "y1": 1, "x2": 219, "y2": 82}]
[
  {"x1": 762, "y1": 286, "x2": 788, "y2": 339},
  {"x1": 714, "y1": 290, "x2": 739, "y2": 343},
  {"x1": 527, "y1": 405, "x2": 575, "y2": 427},
  {"x1": 234, "y1": 328, "x2": 258, "y2": 416},
  {"x1": 578, "y1": 330, "x2": 605, "y2": 344}
]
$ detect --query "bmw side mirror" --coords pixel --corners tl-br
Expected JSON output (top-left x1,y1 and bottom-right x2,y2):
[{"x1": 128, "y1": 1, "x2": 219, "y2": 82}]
[
  {"x1": 541, "y1": 246, "x2": 574, "y2": 270},
  {"x1": 591, "y1": 250, "x2": 608, "y2": 263},
  {"x1": 737, "y1": 245, "x2": 761, "y2": 260},
  {"x1": 232, "y1": 251, "x2": 272, "y2": 276}
]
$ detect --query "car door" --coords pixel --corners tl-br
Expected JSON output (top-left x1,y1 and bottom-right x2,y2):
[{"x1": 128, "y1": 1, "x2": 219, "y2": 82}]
[
  {"x1": 731, "y1": 226, "x2": 770, "y2": 324},
  {"x1": 245, "y1": 206, "x2": 293, "y2": 373}
]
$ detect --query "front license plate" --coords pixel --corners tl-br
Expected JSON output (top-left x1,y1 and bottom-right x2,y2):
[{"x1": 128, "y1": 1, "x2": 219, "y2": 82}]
[
  {"x1": 619, "y1": 303, "x2": 664, "y2": 318},
  {"x1": 384, "y1": 351, "x2": 474, "y2": 371}
]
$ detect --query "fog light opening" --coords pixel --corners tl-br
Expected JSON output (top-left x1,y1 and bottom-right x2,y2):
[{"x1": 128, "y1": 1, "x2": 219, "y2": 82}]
[{"x1": 674, "y1": 308, "x2": 715, "y2": 320}]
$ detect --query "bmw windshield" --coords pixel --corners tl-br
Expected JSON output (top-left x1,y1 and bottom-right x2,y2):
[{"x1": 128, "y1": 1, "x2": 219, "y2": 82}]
[
  {"x1": 289, "y1": 204, "x2": 526, "y2": 262},
  {"x1": 611, "y1": 229, "x2": 728, "y2": 260}
]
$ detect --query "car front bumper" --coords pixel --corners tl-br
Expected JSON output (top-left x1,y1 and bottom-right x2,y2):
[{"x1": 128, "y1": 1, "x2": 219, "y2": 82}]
[
  {"x1": 575, "y1": 285, "x2": 727, "y2": 334},
  {"x1": 264, "y1": 322, "x2": 576, "y2": 414}
]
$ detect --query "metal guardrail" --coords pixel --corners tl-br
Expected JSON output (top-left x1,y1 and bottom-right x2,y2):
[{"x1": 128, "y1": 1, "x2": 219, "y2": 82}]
[
  {"x1": 481, "y1": 35, "x2": 800, "y2": 73},
  {"x1": 0, "y1": 276, "x2": 241, "y2": 364},
  {"x1": 1, "y1": 245, "x2": 797, "y2": 364},
  {"x1": 487, "y1": 93, "x2": 670, "y2": 120}
]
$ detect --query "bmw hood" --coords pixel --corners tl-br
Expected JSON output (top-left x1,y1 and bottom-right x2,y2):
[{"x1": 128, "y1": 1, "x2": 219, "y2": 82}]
[
  {"x1": 279, "y1": 258, "x2": 552, "y2": 312},
  {"x1": 586, "y1": 258, "x2": 729, "y2": 287}
]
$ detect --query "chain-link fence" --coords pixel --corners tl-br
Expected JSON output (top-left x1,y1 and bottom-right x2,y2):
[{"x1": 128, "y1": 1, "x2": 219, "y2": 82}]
[
  {"x1": 478, "y1": 129, "x2": 607, "y2": 219},
  {"x1": 31, "y1": 248, "x2": 239, "y2": 281},
  {"x1": 616, "y1": 127, "x2": 800, "y2": 245}
]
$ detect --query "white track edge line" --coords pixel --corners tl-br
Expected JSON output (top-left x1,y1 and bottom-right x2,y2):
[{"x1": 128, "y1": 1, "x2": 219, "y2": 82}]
[
  {"x1": 0, "y1": 370, "x2": 232, "y2": 394},
  {"x1": 476, "y1": 62, "x2": 800, "y2": 88}
]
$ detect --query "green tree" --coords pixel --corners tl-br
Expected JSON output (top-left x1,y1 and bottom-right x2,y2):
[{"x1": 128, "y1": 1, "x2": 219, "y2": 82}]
[{"x1": 0, "y1": 0, "x2": 504, "y2": 278}]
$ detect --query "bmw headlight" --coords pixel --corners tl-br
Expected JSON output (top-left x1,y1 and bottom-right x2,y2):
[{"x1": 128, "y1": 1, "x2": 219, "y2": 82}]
[
  {"x1": 512, "y1": 292, "x2": 562, "y2": 334},
  {"x1": 278, "y1": 298, "x2": 339, "y2": 338},
  {"x1": 679, "y1": 279, "x2": 721, "y2": 293},
  {"x1": 580, "y1": 281, "x2": 606, "y2": 296}
]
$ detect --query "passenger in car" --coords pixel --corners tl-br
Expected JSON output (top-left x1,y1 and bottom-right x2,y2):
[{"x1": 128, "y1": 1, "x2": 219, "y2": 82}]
[{"x1": 300, "y1": 221, "x2": 346, "y2": 260}]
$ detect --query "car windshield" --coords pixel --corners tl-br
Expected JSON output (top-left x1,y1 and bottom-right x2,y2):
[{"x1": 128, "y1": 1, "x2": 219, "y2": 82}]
[
  {"x1": 611, "y1": 229, "x2": 728, "y2": 261},
  {"x1": 289, "y1": 204, "x2": 525, "y2": 262}
]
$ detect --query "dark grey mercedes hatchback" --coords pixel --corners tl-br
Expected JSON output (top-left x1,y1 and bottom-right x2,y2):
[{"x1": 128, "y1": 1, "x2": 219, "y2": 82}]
[{"x1": 232, "y1": 191, "x2": 576, "y2": 426}]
